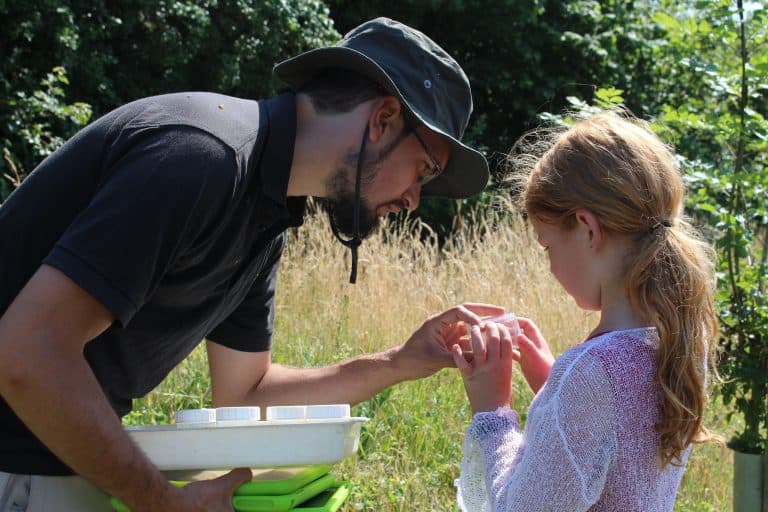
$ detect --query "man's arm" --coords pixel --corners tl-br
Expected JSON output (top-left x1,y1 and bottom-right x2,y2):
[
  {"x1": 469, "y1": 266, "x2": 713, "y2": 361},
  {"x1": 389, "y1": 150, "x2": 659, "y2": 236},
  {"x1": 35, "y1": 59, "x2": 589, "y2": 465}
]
[
  {"x1": 207, "y1": 303, "x2": 505, "y2": 407},
  {"x1": 208, "y1": 345, "x2": 401, "y2": 407},
  {"x1": 0, "y1": 265, "x2": 249, "y2": 512}
]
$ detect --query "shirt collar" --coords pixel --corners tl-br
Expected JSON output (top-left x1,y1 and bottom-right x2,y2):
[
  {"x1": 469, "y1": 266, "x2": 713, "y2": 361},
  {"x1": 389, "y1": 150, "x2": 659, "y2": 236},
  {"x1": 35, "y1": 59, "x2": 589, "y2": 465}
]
[{"x1": 259, "y1": 91, "x2": 306, "y2": 227}]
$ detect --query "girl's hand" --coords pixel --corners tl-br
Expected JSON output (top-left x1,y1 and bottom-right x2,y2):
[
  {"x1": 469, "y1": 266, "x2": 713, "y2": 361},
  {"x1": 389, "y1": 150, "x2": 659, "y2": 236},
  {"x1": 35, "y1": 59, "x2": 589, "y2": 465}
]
[
  {"x1": 511, "y1": 317, "x2": 555, "y2": 394},
  {"x1": 451, "y1": 322, "x2": 515, "y2": 414}
]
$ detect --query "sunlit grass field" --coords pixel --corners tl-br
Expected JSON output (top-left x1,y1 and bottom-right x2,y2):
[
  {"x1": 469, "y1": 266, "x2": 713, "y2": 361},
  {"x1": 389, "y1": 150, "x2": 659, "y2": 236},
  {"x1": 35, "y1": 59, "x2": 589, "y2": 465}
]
[{"x1": 125, "y1": 204, "x2": 735, "y2": 511}]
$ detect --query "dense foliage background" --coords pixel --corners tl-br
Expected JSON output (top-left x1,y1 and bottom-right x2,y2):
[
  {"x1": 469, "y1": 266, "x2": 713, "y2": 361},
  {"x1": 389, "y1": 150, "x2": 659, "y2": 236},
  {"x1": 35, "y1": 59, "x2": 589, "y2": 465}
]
[
  {"x1": 1, "y1": 0, "x2": 668, "y2": 216},
  {"x1": 1, "y1": 0, "x2": 766, "y2": 454},
  {"x1": 0, "y1": 0, "x2": 339, "y2": 198}
]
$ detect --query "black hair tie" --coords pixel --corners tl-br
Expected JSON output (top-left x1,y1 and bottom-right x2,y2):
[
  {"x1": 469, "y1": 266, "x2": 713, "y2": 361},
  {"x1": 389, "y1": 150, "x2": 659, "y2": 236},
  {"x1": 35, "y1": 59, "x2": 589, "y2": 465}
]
[{"x1": 651, "y1": 219, "x2": 672, "y2": 232}]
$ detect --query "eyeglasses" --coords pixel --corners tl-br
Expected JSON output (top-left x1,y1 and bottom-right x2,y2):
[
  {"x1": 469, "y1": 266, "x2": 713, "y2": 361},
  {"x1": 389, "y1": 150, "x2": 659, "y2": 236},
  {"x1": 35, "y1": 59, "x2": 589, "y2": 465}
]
[{"x1": 411, "y1": 129, "x2": 443, "y2": 186}]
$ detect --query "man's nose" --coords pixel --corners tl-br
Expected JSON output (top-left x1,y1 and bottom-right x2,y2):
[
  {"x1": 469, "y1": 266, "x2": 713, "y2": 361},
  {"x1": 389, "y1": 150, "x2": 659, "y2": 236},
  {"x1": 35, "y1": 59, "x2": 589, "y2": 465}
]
[{"x1": 402, "y1": 183, "x2": 421, "y2": 211}]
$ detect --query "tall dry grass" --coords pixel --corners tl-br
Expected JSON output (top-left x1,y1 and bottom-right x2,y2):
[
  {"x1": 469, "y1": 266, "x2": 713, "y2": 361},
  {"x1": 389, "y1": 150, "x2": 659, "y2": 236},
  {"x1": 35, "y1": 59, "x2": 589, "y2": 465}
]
[{"x1": 127, "y1": 204, "x2": 733, "y2": 511}]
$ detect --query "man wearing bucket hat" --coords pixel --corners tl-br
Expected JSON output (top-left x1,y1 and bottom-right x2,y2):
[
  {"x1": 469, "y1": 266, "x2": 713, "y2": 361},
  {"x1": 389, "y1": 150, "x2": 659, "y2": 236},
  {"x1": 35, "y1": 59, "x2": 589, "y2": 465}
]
[
  {"x1": 274, "y1": 16, "x2": 489, "y2": 283},
  {"x1": 0, "y1": 17, "x2": 500, "y2": 511}
]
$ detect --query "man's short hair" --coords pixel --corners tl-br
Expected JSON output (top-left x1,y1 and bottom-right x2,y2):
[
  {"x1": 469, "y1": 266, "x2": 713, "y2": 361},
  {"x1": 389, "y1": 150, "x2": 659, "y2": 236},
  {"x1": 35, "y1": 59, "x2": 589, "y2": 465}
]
[{"x1": 298, "y1": 69, "x2": 388, "y2": 114}]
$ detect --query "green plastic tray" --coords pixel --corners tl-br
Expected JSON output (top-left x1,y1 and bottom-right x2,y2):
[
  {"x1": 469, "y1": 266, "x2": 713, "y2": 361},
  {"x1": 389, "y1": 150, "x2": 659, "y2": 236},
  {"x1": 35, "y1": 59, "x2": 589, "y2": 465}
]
[
  {"x1": 293, "y1": 483, "x2": 350, "y2": 511},
  {"x1": 231, "y1": 473, "x2": 337, "y2": 512},
  {"x1": 110, "y1": 465, "x2": 334, "y2": 511},
  {"x1": 235, "y1": 465, "x2": 332, "y2": 495}
]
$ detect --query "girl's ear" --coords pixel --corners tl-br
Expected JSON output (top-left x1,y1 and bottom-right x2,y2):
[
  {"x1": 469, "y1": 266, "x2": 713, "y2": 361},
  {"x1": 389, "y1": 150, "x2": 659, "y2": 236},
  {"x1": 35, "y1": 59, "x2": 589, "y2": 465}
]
[
  {"x1": 368, "y1": 96, "x2": 402, "y2": 143},
  {"x1": 575, "y1": 209, "x2": 602, "y2": 250}
]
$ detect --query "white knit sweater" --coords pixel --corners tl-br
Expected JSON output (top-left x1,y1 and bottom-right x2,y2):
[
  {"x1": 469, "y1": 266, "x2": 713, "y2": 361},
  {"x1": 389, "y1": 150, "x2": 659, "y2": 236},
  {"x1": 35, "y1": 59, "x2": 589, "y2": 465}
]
[{"x1": 456, "y1": 328, "x2": 690, "y2": 512}]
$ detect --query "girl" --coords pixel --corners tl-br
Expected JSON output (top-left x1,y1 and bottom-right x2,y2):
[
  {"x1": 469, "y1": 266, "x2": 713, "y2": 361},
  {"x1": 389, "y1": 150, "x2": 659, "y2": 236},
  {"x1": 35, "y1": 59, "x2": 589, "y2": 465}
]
[{"x1": 452, "y1": 111, "x2": 718, "y2": 511}]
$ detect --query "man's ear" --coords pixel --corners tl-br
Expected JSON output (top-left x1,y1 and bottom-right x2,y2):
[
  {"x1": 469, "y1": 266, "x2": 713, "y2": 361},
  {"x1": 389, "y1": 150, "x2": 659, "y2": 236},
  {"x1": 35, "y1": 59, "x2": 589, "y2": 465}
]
[
  {"x1": 575, "y1": 208, "x2": 602, "y2": 250},
  {"x1": 368, "y1": 96, "x2": 402, "y2": 143}
]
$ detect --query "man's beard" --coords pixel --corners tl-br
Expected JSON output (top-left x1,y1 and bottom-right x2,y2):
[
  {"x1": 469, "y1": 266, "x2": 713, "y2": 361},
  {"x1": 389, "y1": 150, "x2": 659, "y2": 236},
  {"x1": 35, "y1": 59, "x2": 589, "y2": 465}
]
[
  {"x1": 326, "y1": 130, "x2": 409, "y2": 240},
  {"x1": 327, "y1": 150, "x2": 379, "y2": 240},
  {"x1": 328, "y1": 187, "x2": 381, "y2": 240}
]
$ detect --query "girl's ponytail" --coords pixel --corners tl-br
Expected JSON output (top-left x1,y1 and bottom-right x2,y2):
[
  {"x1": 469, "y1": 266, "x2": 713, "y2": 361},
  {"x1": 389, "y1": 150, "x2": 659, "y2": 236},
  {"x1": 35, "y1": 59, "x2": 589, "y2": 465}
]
[{"x1": 625, "y1": 220, "x2": 718, "y2": 465}]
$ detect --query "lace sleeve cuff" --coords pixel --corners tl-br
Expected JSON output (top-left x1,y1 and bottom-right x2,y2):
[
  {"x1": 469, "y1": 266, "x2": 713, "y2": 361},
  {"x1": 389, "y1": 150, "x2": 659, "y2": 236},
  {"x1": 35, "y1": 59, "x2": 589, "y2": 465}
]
[
  {"x1": 458, "y1": 406, "x2": 523, "y2": 511},
  {"x1": 466, "y1": 406, "x2": 520, "y2": 440}
]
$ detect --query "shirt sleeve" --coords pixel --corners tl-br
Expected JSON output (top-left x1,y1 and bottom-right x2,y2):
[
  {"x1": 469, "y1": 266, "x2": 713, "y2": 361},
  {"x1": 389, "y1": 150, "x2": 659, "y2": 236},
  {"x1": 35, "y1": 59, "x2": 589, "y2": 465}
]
[
  {"x1": 457, "y1": 351, "x2": 618, "y2": 512},
  {"x1": 205, "y1": 233, "x2": 286, "y2": 352},
  {"x1": 43, "y1": 125, "x2": 236, "y2": 326}
]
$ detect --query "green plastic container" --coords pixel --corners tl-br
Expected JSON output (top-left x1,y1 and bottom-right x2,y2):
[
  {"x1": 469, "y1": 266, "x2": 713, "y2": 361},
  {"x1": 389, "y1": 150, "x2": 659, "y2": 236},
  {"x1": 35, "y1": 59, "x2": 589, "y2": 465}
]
[
  {"x1": 293, "y1": 483, "x2": 350, "y2": 511},
  {"x1": 235, "y1": 465, "x2": 333, "y2": 495},
  {"x1": 110, "y1": 465, "x2": 337, "y2": 512},
  {"x1": 231, "y1": 473, "x2": 337, "y2": 512}
]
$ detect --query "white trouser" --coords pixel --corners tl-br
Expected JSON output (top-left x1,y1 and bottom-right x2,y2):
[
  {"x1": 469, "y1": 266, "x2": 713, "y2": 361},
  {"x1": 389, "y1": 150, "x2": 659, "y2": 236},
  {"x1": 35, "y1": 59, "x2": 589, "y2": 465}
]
[{"x1": 0, "y1": 472, "x2": 112, "y2": 512}]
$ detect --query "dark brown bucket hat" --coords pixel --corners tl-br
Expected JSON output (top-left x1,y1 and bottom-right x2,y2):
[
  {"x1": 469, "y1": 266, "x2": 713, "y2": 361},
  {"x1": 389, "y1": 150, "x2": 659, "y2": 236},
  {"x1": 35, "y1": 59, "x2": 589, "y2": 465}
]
[{"x1": 273, "y1": 17, "x2": 489, "y2": 199}]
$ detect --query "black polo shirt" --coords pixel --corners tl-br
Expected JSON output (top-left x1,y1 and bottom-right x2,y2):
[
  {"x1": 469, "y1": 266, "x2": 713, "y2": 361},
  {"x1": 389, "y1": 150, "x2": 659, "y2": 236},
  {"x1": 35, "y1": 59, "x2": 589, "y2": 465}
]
[{"x1": 0, "y1": 91, "x2": 305, "y2": 475}]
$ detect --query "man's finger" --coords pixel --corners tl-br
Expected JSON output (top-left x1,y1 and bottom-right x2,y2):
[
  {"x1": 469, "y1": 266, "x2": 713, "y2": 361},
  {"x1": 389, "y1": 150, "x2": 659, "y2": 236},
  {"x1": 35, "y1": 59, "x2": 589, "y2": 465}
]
[
  {"x1": 461, "y1": 303, "x2": 506, "y2": 316},
  {"x1": 216, "y1": 467, "x2": 253, "y2": 493},
  {"x1": 443, "y1": 322, "x2": 469, "y2": 347},
  {"x1": 436, "y1": 303, "x2": 505, "y2": 327}
]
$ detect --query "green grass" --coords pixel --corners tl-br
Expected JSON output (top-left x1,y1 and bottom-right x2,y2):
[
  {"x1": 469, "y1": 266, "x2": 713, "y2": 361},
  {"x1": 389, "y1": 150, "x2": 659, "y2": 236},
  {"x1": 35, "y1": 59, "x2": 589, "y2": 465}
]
[{"x1": 126, "y1": 210, "x2": 734, "y2": 510}]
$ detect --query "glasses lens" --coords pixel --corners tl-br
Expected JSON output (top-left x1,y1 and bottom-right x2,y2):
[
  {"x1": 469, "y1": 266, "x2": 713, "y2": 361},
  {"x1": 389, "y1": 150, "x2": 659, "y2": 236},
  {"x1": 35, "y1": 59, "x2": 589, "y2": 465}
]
[{"x1": 412, "y1": 130, "x2": 442, "y2": 185}]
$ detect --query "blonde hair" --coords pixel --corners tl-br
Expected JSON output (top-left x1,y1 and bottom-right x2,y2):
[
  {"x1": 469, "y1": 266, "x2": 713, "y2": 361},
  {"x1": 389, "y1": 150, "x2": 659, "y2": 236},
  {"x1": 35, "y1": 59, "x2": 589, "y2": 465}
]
[{"x1": 511, "y1": 111, "x2": 719, "y2": 466}]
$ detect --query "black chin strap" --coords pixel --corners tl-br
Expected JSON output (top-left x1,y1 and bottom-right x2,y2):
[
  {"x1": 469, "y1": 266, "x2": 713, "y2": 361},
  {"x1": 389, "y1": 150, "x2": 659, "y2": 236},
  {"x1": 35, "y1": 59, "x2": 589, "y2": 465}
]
[{"x1": 330, "y1": 125, "x2": 369, "y2": 284}]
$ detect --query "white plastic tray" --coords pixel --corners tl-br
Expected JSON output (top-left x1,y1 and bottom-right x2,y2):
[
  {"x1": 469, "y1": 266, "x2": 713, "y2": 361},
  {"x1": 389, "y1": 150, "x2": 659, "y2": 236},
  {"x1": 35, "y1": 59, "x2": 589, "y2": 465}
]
[{"x1": 126, "y1": 407, "x2": 367, "y2": 470}]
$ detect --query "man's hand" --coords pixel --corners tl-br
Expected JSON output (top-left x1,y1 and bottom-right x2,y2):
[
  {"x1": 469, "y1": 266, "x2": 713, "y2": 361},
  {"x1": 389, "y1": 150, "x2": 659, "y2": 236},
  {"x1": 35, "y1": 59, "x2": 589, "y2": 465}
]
[
  {"x1": 391, "y1": 303, "x2": 505, "y2": 381},
  {"x1": 451, "y1": 322, "x2": 515, "y2": 414},
  {"x1": 511, "y1": 317, "x2": 555, "y2": 394},
  {"x1": 158, "y1": 468, "x2": 252, "y2": 512}
]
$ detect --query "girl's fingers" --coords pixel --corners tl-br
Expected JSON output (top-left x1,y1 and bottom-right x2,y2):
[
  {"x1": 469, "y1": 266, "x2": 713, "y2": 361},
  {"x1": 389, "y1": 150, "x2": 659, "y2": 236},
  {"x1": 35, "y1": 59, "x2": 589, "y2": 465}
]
[
  {"x1": 497, "y1": 324, "x2": 514, "y2": 361},
  {"x1": 451, "y1": 344, "x2": 473, "y2": 377},
  {"x1": 516, "y1": 332, "x2": 537, "y2": 356},
  {"x1": 511, "y1": 334, "x2": 527, "y2": 361},
  {"x1": 516, "y1": 317, "x2": 547, "y2": 348},
  {"x1": 470, "y1": 325, "x2": 486, "y2": 363},
  {"x1": 484, "y1": 321, "x2": 501, "y2": 361}
]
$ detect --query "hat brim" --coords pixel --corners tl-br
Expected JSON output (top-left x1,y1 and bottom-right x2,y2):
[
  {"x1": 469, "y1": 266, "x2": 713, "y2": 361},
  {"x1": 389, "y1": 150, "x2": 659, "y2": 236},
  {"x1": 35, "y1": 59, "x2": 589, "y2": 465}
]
[{"x1": 274, "y1": 47, "x2": 489, "y2": 199}]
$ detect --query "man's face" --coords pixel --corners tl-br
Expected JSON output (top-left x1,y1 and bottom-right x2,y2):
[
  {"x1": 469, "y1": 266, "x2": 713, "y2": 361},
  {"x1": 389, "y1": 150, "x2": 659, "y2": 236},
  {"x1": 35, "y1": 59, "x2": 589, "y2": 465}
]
[
  {"x1": 326, "y1": 132, "x2": 402, "y2": 240},
  {"x1": 327, "y1": 124, "x2": 450, "y2": 240}
]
